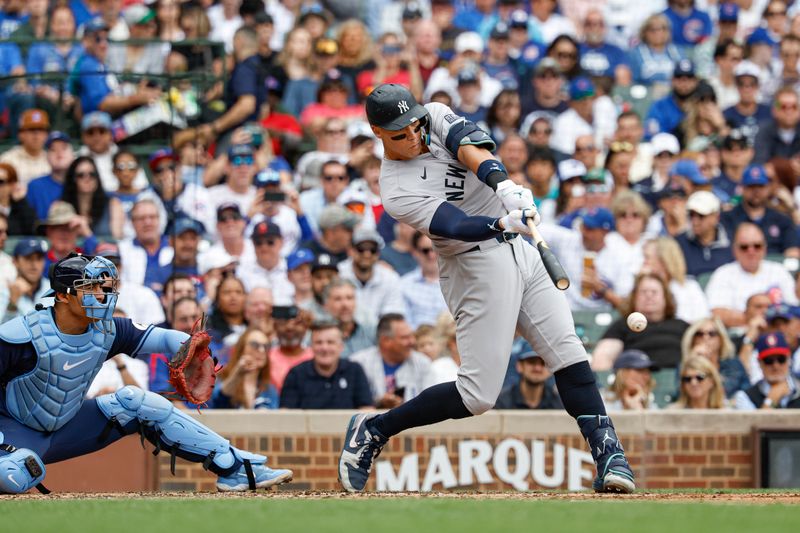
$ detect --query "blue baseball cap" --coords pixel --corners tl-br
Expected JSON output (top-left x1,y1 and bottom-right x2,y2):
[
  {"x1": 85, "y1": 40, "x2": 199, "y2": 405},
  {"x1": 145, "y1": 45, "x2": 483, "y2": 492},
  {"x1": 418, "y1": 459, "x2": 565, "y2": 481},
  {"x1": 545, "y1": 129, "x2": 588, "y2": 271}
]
[
  {"x1": 669, "y1": 160, "x2": 707, "y2": 185},
  {"x1": 719, "y1": 2, "x2": 739, "y2": 22},
  {"x1": 755, "y1": 332, "x2": 791, "y2": 359},
  {"x1": 228, "y1": 143, "x2": 254, "y2": 158},
  {"x1": 673, "y1": 59, "x2": 696, "y2": 77},
  {"x1": 81, "y1": 111, "x2": 112, "y2": 132},
  {"x1": 254, "y1": 168, "x2": 281, "y2": 187},
  {"x1": 742, "y1": 164, "x2": 770, "y2": 186},
  {"x1": 518, "y1": 350, "x2": 544, "y2": 361},
  {"x1": 747, "y1": 27, "x2": 777, "y2": 47},
  {"x1": 580, "y1": 207, "x2": 614, "y2": 231},
  {"x1": 457, "y1": 67, "x2": 480, "y2": 86},
  {"x1": 45, "y1": 131, "x2": 71, "y2": 149},
  {"x1": 613, "y1": 349, "x2": 659, "y2": 371},
  {"x1": 173, "y1": 217, "x2": 204, "y2": 236},
  {"x1": 569, "y1": 76, "x2": 595, "y2": 100},
  {"x1": 490, "y1": 21, "x2": 510, "y2": 40},
  {"x1": 84, "y1": 16, "x2": 109, "y2": 34},
  {"x1": 287, "y1": 248, "x2": 315, "y2": 270},
  {"x1": 766, "y1": 303, "x2": 793, "y2": 323},
  {"x1": 509, "y1": 9, "x2": 528, "y2": 28},
  {"x1": 13, "y1": 238, "x2": 48, "y2": 257}
]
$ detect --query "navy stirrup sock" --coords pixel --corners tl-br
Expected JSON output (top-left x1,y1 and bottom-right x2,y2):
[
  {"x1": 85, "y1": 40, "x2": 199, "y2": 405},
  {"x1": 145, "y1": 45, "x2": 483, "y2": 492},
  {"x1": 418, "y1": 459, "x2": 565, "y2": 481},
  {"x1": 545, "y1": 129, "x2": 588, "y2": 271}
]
[
  {"x1": 554, "y1": 361, "x2": 607, "y2": 418},
  {"x1": 369, "y1": 382, "x2": 472, "y2": 438}
]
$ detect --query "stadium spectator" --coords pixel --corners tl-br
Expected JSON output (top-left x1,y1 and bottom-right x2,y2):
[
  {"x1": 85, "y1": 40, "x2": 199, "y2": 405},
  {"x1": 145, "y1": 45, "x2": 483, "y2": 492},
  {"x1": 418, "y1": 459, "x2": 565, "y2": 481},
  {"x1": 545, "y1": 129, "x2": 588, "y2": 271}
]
[
  {"x1": 380, "y1": 222, "x2": 418, "y2": 276},
  {"x1": 60, "y1": 156, "x2": 121, "y2": 237},
  {"x1": 705, "y1": 223, "x2": 798, "y2": 327},
  {"x1": 681, "y1": 317, "x2": 750, "y2": 398},
  {"x1": 207, "y1": 273, "x2": 248, "y2": 355},
  {"x1": 707, "y1": 39, "x2": 743, "y2": 110},
  {"x1": 351, "y1": 313, "x2": 431, "y2": 407},
  {"x1": 300, "y1": 159, "x2": 352, "y2": 234},
  {"x1": 213, "y1": 328, "x2": 279, "y2": 409},
  {"x1": 155, "y1": 0, "x2": 184, "y2": 42},
  {"x1": 645, "y1": 181, "x2": 688, "y2": 237},
  {"x1": 339, "y1": 228, "x2": 404, "y2": 327},
  {"x1": 243, "y1": 287, "x2": 274, "y2": 335},
  {"x1": 0, "y1": 109, "x2": 50, "y2": 186},
  {"x1": 663, "y1": 0, "x2": 712, "y2": 50},
  {"x1": 237, "y1": 221, "x2": 294, "y2": 304},
  {"x1": 299, "y1": 68, "x2": 366, "y2": 132},
  {"x1": 0, "y1": 163, "x2": 36, "y2": 235},
  {"x1": 485, "y1": 88, "x2": 523, "y2": 145},
  {"x1": 644, "y1": 59, "x2": 698, "y2": 139},
  {"x1": 525, "y1": 147, "x2": 558, "y2": 216},
  {"x1": 603, "y1": 190, "x2": 652, "y2": 298},
  {"x1": 155, "y1": 217, "x2": 204, "y2": 288},
  {"x1": 27, "y1": 132, "x2": 74, "y2": 221},
  {"x1": 579, "y1": 9, "x2": 631, "y2": 86},
  {"x1": 550, "y1": 77, "x2": 598, "y2": 155},
  {"x1": 604, "y1": 141, "x2": 636, "y2": 189},
  {"x1": 734, "y1": 332, "x2": 800, "y2": 409},
  {"x1": 714, "y1": 130, "x2": 754, "y2": 201},
  {"x1": 269, "y1": 307, "x2": 314, "y2": 392},
  {"x1": 248, "y1": 170, "x2": 304, "y2": 256},
  {"x1": 400, "y1": 232, "x2": 448, "y2": 329},
  {"x1": 356, "y1": 31, "x2": 422, "y2": 101},
  {"x1": 280, "y1": 320, "x2": 373, "y2": 409},
  {"x1": 675, "y1": 191, "x2": 733, "y2": 277},
  {"x1": 494, "y1": 350, "x2": 563, "y2": 410},
  {"x1": 753, "y1": 86, "x2": 800, "y2": 164},
  {"x1": 593, "y1": 273, "x2": 690, "y2": 370},
  {"x1": 286, "y1": 248, "x2": 315, "y2": 310},
  {"x1": 158, "y1": 273, "x2": 198, "y2": 328},
  {"x1": 39, "y1": 201, "x2": 97, "y2": 273},
  {"x1": 209, "y1": 144, "x2": 258, "y2": 216},
  {"x1": 723, "y1": 61, "x2": 770, "y2": 146},
  {"x1": 208, "y1": 0, "x2": 243, "y2": 54},
  {"x1": 635, "y1": 133, "x2": 681, "y2": 200},
  {"x1": 148, "y1": 149, "x2": 213, "y2": 235},
  {"x1": 630, "y1": 14, "x2": 684, "y2": 92},
  {"x1": 453, "y1": 67, "x2": 487, "y2": 125},
  {"x1": 302, "y1": 204, "x2": 358, "y2": 264},
  {"x1": 118, "y1": 198, "x2": 171, "y2": 294},
  {"x1": 5, "y1": 239, "x2": 50, "y2": 321},
  {"x1": 424, "y1": 312, "x2": 459, "y2": 386},
  {"x1": 414, "y1": 323, "x2": 442, "y2": 360},
  {"x1": 198, "y1": 203, "x2": 253, "y2": 276},
  {"x1": 108, "y1": 150, "x2": 143, "y2": 223},
  {"x1": 107, "y1": 5, "x2": 168, "y2": 76},
  {"x1": 721, "y1": 165, "x2": 800, "y2": 257},
  {"x1": 603, "y1": 349, "x2": 660, "y2": 411},
  {"x1": 520, "y1": 58, "x2": 567, "y2": 122},
  {"x1": 335, "y1": 19, "x2": 376, "y2": 88},
  {"x1": 669, "y1": 355, "x2": 727, "y2": 408},
  {"x1": 97, "y1": 242, "x2": 165, "y2": 326},
  {"x1": 323, "y1": 278, "x2": 374, "y2": 358}
]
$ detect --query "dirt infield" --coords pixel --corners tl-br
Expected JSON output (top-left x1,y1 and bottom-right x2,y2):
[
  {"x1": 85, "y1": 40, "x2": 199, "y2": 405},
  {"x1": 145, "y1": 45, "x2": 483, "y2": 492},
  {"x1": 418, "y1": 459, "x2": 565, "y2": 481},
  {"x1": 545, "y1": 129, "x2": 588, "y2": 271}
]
[{"x1": 5, "y1": 490, "x2": 800, "y2": 504}]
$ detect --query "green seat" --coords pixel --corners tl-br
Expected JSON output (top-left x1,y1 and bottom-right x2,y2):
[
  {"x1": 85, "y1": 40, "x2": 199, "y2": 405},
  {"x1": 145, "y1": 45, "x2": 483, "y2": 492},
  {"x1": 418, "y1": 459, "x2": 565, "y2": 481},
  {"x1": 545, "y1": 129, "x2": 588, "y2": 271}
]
[
  {"x1": 572, "y1": 310, "x2": 618, "y2": 351},
  {"x1": 652, "y1": 368, "x2": 678, "y2": 408},
  {"x1": 695, "y1": 271, "x2": 713, "y2": 290}
]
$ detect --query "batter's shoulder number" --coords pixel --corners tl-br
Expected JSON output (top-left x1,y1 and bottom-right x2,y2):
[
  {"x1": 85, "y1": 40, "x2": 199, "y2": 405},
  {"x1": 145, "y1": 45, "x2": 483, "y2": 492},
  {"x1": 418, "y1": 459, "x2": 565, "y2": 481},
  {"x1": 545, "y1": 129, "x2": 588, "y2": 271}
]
[{"x1": 444, "y1": 114, "x2": 459, "y2": 124}]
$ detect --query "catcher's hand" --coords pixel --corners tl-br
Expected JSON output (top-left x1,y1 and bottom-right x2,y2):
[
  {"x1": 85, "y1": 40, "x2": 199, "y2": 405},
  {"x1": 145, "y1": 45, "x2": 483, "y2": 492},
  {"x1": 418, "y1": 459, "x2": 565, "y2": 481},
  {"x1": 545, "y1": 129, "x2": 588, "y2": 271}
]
[{"x1": 167, "y1": 315, "x2": 220, "y2": 405}]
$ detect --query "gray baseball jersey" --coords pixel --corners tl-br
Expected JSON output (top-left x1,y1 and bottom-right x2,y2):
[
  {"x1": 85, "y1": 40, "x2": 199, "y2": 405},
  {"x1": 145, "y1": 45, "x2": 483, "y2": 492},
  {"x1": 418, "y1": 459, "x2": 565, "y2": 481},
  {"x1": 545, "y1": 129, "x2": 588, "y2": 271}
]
[{"x1": 377, "y1": 103, "x2": 587, "y2": 414}]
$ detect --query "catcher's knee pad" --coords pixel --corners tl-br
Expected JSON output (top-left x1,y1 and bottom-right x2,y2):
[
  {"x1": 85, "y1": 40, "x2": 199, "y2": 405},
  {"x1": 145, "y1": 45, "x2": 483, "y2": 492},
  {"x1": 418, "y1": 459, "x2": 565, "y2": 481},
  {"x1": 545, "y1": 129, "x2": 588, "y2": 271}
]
[
  {"x1": 0, "y1": 448, "x2": 46, "y2": 494},
  {"x1": 96, "y1": 386, "x2": 264, "y2": 471}
]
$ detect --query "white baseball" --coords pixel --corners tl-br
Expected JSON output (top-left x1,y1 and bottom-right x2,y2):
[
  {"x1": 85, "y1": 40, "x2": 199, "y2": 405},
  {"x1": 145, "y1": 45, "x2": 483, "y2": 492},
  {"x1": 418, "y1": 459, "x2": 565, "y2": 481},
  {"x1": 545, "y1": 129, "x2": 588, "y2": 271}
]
[{"x1": 627, "y1": 312, "x2": 647, "y2": 332}]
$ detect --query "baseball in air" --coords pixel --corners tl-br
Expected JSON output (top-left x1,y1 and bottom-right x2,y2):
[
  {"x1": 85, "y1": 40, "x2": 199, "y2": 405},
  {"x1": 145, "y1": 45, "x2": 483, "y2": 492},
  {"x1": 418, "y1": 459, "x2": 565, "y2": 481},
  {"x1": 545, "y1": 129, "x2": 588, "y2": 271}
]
[{"x1": 627, "y1": 312, "x2": 647, "y2": 332}]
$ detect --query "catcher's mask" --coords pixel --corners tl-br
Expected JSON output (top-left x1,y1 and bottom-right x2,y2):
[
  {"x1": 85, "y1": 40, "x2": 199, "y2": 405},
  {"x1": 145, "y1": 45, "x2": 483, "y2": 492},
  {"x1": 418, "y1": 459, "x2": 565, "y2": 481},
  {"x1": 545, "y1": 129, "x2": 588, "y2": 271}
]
[{"x1": 46, "y1": 253, "x2": 119, "y2": 333}]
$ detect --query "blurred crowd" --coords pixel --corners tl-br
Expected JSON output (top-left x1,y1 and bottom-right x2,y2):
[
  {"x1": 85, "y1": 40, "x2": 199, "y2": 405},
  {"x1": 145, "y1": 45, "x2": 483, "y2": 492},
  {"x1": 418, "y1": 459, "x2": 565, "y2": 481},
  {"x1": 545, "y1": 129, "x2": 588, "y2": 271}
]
[{"x1": 2, "y1": 0, "x2": 800, "y2": 412}]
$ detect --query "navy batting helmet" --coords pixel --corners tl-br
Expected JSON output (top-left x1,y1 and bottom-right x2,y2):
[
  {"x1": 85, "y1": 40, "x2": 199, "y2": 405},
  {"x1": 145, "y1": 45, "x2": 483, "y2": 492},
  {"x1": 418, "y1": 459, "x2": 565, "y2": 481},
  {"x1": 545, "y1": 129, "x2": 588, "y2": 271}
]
[{"x1": 365, "y1": 84, "x2": 429, "y2": 131}]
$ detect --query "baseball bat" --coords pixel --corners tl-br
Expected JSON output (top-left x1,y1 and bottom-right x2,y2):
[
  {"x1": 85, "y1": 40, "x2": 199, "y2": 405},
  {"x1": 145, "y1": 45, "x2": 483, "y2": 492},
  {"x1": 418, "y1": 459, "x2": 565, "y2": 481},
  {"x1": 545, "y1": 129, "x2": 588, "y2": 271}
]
[{"x1": 527, "y1": 220, "x2": 570, "y2": 291}]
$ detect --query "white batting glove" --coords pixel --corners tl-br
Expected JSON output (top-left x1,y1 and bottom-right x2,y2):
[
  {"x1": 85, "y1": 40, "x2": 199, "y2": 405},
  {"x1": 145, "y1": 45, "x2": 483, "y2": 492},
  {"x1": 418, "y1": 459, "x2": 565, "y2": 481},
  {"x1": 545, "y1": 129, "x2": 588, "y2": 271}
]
[
  {"x1": 496, "y1": 179, "x2": 534, "y2": 212},
  {"x1": 498, "y1": 208, "x2": 538, "y2": 235}
]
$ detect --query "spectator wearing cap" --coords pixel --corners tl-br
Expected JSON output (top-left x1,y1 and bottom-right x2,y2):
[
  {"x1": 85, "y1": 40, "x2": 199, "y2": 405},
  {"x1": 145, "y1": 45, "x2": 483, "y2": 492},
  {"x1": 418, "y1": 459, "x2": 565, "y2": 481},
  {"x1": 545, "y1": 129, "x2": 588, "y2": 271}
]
[
  {"x1": 118, "y1": 198, "x2": 172, "y2": 294},
  {"x1": 423, "y1": 31, "x2": 503, "y2": 108},
  {"x1": 237, "y1": 221, "x2": 294, "y2": 304},
  {"x1": 706, "y1": 223, "x2": 798, "y2": 328},
  {"x1": 196, "y1": 27, "x2": 264, "y2": 147},
  {"x1": 5, "y1": 239, "x2": 50, "y2": 321},
  {"x1": 301, "y1": 252, "x2": 339, "y2": 320},
  {"x1": 634, "y1": 133, "x2": 681, "y2": 201},
  {"x1": 714, "y1": 131, "x2": 755, "y2": 200},
  {"x1": 27, "y1": 132, "x2": 75, "y2": 222},
  {"x1": 481, "y1": 22, "x2": 521, "y2": 90},
  {"x1": 97, "y1": 242, "x2": 166, "y2": 326},
  {"x1": 147, "y1": 148, "x2": 214, "y2": 236},
  {"x1": 453, "y1": 66, "x2": 488, "y2": 125},
  {"x1": 338, "y1": 228, "x2": 404, "y2": 327},
  {"x1": 494, "y1": 350, "x2": 563, "y2": 410},
  {"x1": 707, "y1": 39, "x2": 744, "y2": 111},
  {"x1": 280, "y1": 321, "x2": 373, "y2": 409},
  {"x1": 721, "y1": 164, "x2": 799, "y2": 257},
  {"x1": 662, "y1": 0, "x2": 712, "y2": 49},
  {"x1": 753, "y1": 86, "x2": 800, "y2": 165},
  {"x1": 68, "y1": 17, "x2": 162, "y2": 115},
  {"x1": 247, "y1": 169, "x2": 305, "y2": 257},
  {"x1": 629, "y1": 13, "x2": 684, "y2": 90},
  {"x1": 550, "y1": 76, "x2": 601, "y2": 155},
  {"x1": 107, "y1": 5, "x2": 168, "y2": 76},
  {"x1": 299, "y1": 159, "x2": 352, "y2": 235},
  {"x1": 38, "y1": 201, "x2": 98, "y2": 275},
  {"x1": 268, "y1": 305, "x2": 315, "y2": 393},
  {"x1": 603, "y1": 349, "x2": 660, "y2": 411},
  {"x1": 209, "y1": 144, "x2": 257, "y2": 217},
  {"x1": 198, "y1": 203, "x2": 253, "y2": 275},
  {"x1": 592, "y1": 272, "x2": 689, "y2": 370},
  {"x1": 676, "y1": 190, "x2": 733, "y2": 277},
  {"x1": 552, "y1": 158, "x2": 591, "y2": 222},
  {"x1": 579, "y1": 9, "x2": 632, "y2": 86},
  {"x1": 644, "y1": 181, "x2": 688, "y2": 237},
  {"x1": 355, "y1": 32, "x2": 423, "y2": 103},
  {"x1": 400, "y1": 232, "x2": 450, "y2": 330},
  {"x1": 746, "y1": 305, "x2": 800, "y2": 384},
  {"x1": 0, "y1": 109, "x2": 51, "y2": 186},
  {"x1": 668, "y1": 159, "x2": 713, "y2": 198},
  {"x1": 522, "y1": 59, "x2": 568, "y2": 122},
  {"x1": 734, "y1": 332, "x2": 800, "y2": 409},
  {"x1": 540, "y1": 206, "x2": 620, "y2": 311},
  {"x1": 286, "y1": 248, "x2": 315, "y2": 310},
  {"x1": 296, "y1": 3, "x2": 330, "y2": 42},
  {"x1": 723, "y1": 61, "x2": 771, "y2": 146},
  {"x1": 643, "y1": 58, "x2": 697, "y2": 139},
  {"x1": 154, "y1": 217, "x2": 204, "y2": 288},
  {"x1": 0, "y1": 163, "x2": 36, "y2": 236}
]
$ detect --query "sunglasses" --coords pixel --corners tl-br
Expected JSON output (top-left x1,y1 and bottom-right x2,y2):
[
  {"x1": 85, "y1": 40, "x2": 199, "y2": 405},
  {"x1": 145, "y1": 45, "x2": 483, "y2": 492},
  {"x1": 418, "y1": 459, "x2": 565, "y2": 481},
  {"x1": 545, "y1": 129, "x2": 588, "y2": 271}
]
[
  {"x1": 76, "y1": 171, "x2": 98, "y2": 179},
  {"x1": 323, "y1": 174, "x2": 348, "y2": 182},
  {"x1": 218, "y1": 213, "x2": 242, "y2": 222},
  {"x1": 417, "y1": 247, "x2": 435, "y2": 255},
  {"x1": 355, "y1": 244, "x2": 379, "y2": 255},
  {"x1": 618, "y1": 211, "x2": 642, "y2": 219},
  {"x1": 681, "y1": 374, "x2": 707, "y2": 384},
  {"x1": 738, "y1": 242, "x2": 764, "y2": 251},
  {"x1": 231, "y1": 156, "x2": 254, "y2": 166},
  {"x1": 115, "y1": 162, "x2": 138, "y2": 171},
  {"x1": 0, "y1": 180, "x2": 8, "y2": 186},
  {"x1": 762, "y1": 355, "x2": 788, "y2": 366},
  {"x1": 693, "y1": 329, "x2": 719, "y2": 339},
  {"x1": 778, "y1": 103, "x2": 799, "y2": 111},
  {"x1": 390, "y1": 122, "x2": 424, "y2": 141},
  {"x1": 155, "y1": 164, "x2": 176, "y2": 174},
  {"x1": 247, "y1": 340, "x2": 270, "y2": 352}
]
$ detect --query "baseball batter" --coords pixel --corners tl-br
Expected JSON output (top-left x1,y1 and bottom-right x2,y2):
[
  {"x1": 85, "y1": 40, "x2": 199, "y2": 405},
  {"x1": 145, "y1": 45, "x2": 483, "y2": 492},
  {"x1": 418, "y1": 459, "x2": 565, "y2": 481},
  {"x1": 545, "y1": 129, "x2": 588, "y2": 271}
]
[
  {"x1": 338, "y1": 84, "x2": 635, "y2": 493},
  {"x1": 0, "y1": 254, "x2": 292, "y2": 494}
]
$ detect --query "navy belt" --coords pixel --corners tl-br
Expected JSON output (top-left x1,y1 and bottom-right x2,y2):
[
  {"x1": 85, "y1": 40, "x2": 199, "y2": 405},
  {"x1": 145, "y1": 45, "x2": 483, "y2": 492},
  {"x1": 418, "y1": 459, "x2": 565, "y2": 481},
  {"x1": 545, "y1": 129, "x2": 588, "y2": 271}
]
[{"x1": 462, "y1": 232, "x2": 518, "y2": 254}]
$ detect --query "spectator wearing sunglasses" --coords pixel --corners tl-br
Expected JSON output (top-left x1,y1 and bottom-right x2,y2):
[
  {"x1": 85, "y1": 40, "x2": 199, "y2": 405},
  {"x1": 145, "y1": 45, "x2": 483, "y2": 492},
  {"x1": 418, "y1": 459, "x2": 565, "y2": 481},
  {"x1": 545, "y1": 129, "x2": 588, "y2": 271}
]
[
  {"x1": 669, "y1": 355, "x2": 727, "y2": 409},
  {"x1": 681, "y1": 317, "x2": 749, "y2": 398},
  {"x1": 60, "y1": 155, "x2": 120, "y2": 237},
  {"x1": 720, "y1": 165, "x2": 800, "y2": 258},
  {"x1": 209, "y1": 144, "x2": 258, "y2": 217},
  {"x1": 675, "y1": 191, "x2": 733, "y2": 277},
  {"x1": 79, "y1": 112, "x2": 150, "y2": 195},
  {"x1": 212, "y1": 328, "x2": 279, "y2": 409},
  {"x1": 734, "y1": 332, "x2": 800, "y2": 409},
  {"x1": 300, "y1": 159, "x2": 351, "y2": 234},
  {"x1": 753, "y1": 86, "x2": 800, "y2": 164},
  {"x1": 237, "y1": 221, "x2": 294, "y2": 305},
  {"x1": 706, "y1": 223, "x2": 798, "y2": 328}
]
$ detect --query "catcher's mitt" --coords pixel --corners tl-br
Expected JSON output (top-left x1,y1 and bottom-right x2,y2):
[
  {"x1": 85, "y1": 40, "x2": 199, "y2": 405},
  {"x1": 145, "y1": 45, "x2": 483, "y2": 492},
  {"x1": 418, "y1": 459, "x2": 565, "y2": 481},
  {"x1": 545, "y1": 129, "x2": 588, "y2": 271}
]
[{"x1": 167, "y1": 315, "x2": 220, "y2": 406}]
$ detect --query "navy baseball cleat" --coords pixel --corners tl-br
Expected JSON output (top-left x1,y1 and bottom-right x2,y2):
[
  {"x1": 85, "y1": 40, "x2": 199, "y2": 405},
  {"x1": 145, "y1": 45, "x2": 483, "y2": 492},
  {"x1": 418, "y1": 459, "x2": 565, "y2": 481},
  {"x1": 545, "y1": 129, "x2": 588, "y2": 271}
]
[
  {"x1": 217, "y1": 461, "x2": 293, "y2": 492},
  {"x1": 578, "y1": 415, "x2": 635, "y2": 494},
  {"x1": 338, "y1": 413, "x2": 388, "y2": 492}
]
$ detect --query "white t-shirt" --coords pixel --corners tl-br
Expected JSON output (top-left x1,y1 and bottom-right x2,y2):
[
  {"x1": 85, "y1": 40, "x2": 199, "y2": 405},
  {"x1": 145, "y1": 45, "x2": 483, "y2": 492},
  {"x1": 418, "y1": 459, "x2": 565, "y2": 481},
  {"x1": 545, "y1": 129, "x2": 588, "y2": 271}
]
[
  {"x1": 117, "y1": 282, "x2": 166, "y2": 326},
  {"x1": 550, "y1": 108, "x2": 593, "y2": 155},
  {"x1": 670, "y1": 278, "x2": 711, "y2": 323},
  {"x1": 207, "y1": 5, "x2": 242, "y2": 54},
  {"x1": 599, "y1": 232, "x2": 645, "y2": 298},
  {"x1": 236, "y1": 257, "x2": 295, "y2": 305},
  {"x1": 208, "y1": 184, "x2": 257, "y2": 219},
  {"x1": 86, "y1": 354, "x2": 149, "y2": 398},
  {"x1": 706, "y1": 260, "x2": 799, "y2": 311},
  {"x1": 197, "y1": 240, "x2": 256, "y2": 274}
]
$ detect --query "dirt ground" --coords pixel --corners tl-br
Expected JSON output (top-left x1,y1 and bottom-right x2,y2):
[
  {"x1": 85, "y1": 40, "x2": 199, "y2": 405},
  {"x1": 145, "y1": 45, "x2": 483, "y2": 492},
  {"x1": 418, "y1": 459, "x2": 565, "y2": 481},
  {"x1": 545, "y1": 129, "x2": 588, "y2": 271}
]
[{"x1": 5, "y1": 490, "x2": 800, "y2": 504}]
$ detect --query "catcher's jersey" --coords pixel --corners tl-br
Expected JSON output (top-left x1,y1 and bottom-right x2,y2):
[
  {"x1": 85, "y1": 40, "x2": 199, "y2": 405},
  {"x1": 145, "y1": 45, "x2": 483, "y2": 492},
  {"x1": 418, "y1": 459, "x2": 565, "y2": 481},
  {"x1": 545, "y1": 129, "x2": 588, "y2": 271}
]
[{"x1": 380, "y1": 102, "x2": 507, "y2": 256}]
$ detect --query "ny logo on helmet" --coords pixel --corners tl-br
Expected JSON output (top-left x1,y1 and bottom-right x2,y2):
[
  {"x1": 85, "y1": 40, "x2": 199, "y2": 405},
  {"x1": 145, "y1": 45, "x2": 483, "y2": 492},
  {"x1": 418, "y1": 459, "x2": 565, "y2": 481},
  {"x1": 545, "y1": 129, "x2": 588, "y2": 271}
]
[{"x1": 398, "y1": 100, "x2": 409, "y2": 113}]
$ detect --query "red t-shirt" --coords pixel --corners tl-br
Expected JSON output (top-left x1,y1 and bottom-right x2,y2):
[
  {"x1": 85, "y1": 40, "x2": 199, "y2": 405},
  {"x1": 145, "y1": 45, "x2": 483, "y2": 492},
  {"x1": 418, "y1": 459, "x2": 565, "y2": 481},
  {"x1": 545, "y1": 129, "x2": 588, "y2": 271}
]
[
  {"x1": 356, "y1": 70, "x2": 412, "y2": 99},
  {"x1": 269, "y1": 346, "x2": 314, "y2": 392}
]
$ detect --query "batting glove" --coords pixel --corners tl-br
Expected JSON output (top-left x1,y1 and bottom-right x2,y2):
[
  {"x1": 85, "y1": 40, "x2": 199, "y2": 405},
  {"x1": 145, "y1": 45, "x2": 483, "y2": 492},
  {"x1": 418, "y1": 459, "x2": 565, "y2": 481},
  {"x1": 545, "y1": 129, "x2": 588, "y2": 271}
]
[
  {"x1": 496, "y1": 180, "x2": 535, "y2": 213},
  {"x1": 498, "y1": 208, "x2": 538, "y2": 235}
]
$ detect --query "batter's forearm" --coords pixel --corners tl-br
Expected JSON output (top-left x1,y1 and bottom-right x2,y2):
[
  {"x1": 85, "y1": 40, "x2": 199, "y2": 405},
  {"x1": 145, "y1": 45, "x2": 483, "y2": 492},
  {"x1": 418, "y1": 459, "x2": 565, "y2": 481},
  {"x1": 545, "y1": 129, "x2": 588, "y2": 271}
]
[
  {"x1": 429, "y1": 201, "x2": 501, "y2": 242},
  {"x1": 457, "y1": 145, "x2": 507, "y2": 190}
]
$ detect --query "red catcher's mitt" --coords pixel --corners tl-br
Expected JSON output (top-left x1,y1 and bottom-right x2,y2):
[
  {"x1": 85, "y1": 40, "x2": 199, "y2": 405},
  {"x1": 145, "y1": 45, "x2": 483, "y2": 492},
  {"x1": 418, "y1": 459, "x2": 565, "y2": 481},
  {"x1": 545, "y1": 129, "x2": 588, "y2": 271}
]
[{"x1": 167, "y1": 315, "x2": 219, "y2": 406}]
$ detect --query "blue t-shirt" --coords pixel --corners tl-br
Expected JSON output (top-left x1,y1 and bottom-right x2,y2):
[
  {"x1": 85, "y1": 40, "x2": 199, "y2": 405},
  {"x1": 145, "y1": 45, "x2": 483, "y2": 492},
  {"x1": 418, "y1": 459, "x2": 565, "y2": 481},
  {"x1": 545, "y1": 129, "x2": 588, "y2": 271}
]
[
  {"x1": 68, "y1": 0, "x2": 101, "y2": 28},
  {"x1": 482, "y1": 60, "x2": 521, "y2": 90},
  {"x1": 663, "y1": 7, "x2": 713, "y2": 48},
  {"x1": 723, "y1": 104, "x2": 772, "y2": 145},
  {"x1": 27, "y1": 174, "x2": 64, "y2": 220},
  {"x1": 644, "y1": 95, "x2": 684, "y2": 139},
  {"x1": 579, "y1": 42, "x2": 629, "y2": 78},
  {"x1": 69, "y1": 52, "x2": 113, "y2": 114},
  {"x1": 629, "y1": 44, "x2": 684, "y2": 86},
  {"x1": 0, "y1": 12, "x2": 27, "y2": 39},
  {"x1": 516, "y1": 42, "x2": 547, "y2": 67},
  {"x1": 26, "y1": 43, "x2": 83, "y2": 86}
]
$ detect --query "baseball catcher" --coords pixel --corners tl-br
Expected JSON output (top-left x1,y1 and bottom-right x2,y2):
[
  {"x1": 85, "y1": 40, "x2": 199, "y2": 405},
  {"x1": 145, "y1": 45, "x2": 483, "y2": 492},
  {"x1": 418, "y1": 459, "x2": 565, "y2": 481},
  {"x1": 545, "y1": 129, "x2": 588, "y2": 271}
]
[
  {"x1": 0, "y1": 254, "x2": 292, "y2": 494},
  {"x1": 338, "y1": 84, "x2": 634, "y2": 494}
]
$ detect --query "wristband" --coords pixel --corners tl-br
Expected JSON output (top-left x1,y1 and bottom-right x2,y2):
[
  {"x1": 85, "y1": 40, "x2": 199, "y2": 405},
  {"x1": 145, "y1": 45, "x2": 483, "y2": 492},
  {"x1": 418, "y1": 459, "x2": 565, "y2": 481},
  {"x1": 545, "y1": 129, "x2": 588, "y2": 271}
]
[
  {"x1": 488, "y1": 218, "x2": 504, "y2": 232},
  {"x1": 742, "y1": 336, "x2": 753, "y2": 346},
  {"x1": 476, "y1": 159, "x2": 508, "y2": 190}
]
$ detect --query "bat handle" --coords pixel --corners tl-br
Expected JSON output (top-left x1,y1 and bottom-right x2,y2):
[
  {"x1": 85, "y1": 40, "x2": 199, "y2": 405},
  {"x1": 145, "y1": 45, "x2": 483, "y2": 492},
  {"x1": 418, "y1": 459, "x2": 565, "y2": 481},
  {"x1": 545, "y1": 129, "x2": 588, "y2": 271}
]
[{"x1": 527, "y1": 220, "x2": 571, "y2": 291}]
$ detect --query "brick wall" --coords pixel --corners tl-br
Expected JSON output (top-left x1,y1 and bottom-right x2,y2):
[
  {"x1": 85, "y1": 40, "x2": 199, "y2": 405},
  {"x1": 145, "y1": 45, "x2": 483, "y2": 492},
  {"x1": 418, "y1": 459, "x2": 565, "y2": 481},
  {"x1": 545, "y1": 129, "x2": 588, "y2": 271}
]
[{"x1": 153, "y1": 411, "x2": 800, "y2": 491}]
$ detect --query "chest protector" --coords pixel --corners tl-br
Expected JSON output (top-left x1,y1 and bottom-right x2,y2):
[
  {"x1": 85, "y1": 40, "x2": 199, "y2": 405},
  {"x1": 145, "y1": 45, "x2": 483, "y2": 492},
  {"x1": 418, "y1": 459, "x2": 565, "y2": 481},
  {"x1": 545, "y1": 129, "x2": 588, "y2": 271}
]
[{"x1": 3, "y1": 309, "x2": 115, "y2": 432}]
